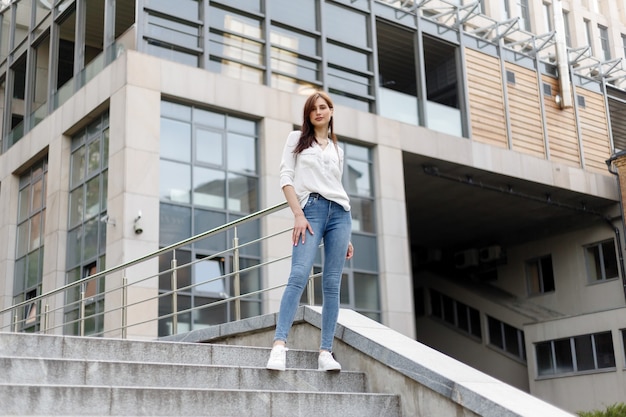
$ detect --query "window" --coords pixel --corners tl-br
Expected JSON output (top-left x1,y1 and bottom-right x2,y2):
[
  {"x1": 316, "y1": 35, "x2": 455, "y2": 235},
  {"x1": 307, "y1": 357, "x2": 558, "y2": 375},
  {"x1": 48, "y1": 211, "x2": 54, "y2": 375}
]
[
  {"x1": 487, "y1": 316, "x2": 526, "y2": 361},
  {"x1": 584, "y1": 19, "x2": 593, "y2": 54},
  {"x1": 208, "y1": 5, "x2": 263, "y2": 84},
  {"x1": 599, "y1": 25, "x2": 610, "y2": 60},
  {"x1": 324, "y1": 3, "x2": 373, "y2": 111},
  {"x1": 526, "y1": 255, "x2": 555, "y2": 295},
  {"x1": 269, "y1": 24, "x2": 321, "y2": 93},
  {"x1": 622, "y1": 34, "x2": 626, "y2": 59},
  {"x1": 517, "y1": 0, "x2": 531, "y2": 31},
  {"x1": 300, "y1": 142, "x2": 381, "y2": 322},
  {"x1": 543, "y1": 3, "x2": 552, "y2": 32},
  {"x1": 584, "y1": 239, "x2": 619, "y2": 282},
  {"x1": 65, "y1": 113, "x2": 109, "y2": 336},
  {"x1": 536, "y1": 332, "x2": 616, "y2": 376},
  {"x1": 430, "y1": 289, "x2": 482, "y2": 340},
  {"x1": 563, "y1": 11, "x2": 571, "y2": 47},
  {"x1": 542, "y1": 83, "x2": 552, "y2": 96},
  {"x1": 376, "y1": 20, "x2": 419, "y2": 125},
  {"x1": 506, "y1": 70, "x2": 516, "y2": 85},
  {"x1": 158, "y1": 101, "x2": 260, "y2": 336},
  {"x1": 14, "y1": 158, "x2": 48, "y2": 332}
]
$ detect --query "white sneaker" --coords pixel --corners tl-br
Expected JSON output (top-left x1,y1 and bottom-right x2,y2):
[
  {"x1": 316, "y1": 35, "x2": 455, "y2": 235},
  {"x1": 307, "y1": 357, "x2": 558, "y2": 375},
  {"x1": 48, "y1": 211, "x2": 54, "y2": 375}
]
[
  {"x1": 318, "y1": 351, "x2": 341, "y2": 372},
  {"x1": 266, "y1": 345, "x2": 288, "y2": 371}
]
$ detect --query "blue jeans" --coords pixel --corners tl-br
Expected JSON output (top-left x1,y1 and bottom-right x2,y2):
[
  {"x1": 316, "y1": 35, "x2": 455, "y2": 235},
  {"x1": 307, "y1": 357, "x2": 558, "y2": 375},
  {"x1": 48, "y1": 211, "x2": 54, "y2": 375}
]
[{"x1": 274, "y1": 194, "x2": 352, "y2": 351}]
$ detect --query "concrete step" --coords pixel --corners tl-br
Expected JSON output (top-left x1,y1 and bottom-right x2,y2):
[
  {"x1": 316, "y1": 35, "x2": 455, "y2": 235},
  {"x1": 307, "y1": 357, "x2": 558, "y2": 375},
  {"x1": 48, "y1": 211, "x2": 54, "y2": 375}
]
[
  {"x1": 1, "y1": 357, "x2": 368, "y2": 393},
  {"x1": 0, "y1": 385, "x2": 402, "y2": 417},
  {"x1": 0, "y1": 332, "x2": 321, "y2": 369},
  {"x1": 0, "y1": 333, "x2": 402, "y2": 417}
]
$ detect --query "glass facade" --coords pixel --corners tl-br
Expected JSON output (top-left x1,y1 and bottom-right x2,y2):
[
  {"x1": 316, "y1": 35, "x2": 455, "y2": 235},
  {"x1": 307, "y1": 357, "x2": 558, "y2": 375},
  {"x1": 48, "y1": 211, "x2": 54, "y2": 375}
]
[
  {"x1": 158, "y1": 100, "x2": 262, "y2": 336},
  {"x1": 65, "y1": 113, "x2": 109, "y2": 336},
  {"x1": 0, "y1": 0, "x2": 134, "y2": 152},
  {"x1": 13, "y1": 157, "x2": 48, "y2": 332}
]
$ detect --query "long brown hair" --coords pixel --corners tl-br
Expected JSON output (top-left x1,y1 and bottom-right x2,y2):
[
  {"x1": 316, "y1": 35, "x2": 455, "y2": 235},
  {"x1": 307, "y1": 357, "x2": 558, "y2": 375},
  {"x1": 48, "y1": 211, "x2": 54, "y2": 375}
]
[{"x1": 293, "y1": 91, "x2": 336, "y2": 155}]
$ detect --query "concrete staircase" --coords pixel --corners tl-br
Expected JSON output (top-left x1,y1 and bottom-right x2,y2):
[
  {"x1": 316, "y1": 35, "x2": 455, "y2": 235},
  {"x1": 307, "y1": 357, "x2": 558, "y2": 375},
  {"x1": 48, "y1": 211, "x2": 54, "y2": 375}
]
[{"x1": 0, "y1": 332, "x2": 401, "y2": 417}]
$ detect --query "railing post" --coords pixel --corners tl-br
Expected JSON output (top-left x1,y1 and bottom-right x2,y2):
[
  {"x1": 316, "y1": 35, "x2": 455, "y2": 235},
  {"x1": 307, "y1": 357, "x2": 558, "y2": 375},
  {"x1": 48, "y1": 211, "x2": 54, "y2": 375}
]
[
  {"x1": 80, "y1": 287, "x2": 86, "y2": 337},
  {"x1": 121, "y1": 276, "x2": 128, "y2": 339},
  {"x1": 43, "y1": 303, "x2": 49, "y2": 334},
  {"x1": 233, "y1": 227, "x2": 241, "y2": 321},
  {"x1": 307, "y1": 268, "x2": 315, "y2": 306},
  {"x1": 171, "y1": 254, "x2": 178, "y2": 335},
  {"x1": 12, "y1": 310, "x2": 18, "y2": 332}
]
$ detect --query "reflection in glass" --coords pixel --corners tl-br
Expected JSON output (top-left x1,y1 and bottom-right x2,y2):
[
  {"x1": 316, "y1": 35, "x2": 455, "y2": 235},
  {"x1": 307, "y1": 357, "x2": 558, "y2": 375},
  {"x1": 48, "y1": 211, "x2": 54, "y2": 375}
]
[
  {"x1": 161, "y1": 118, "x2": 191, "y2": 161},
  {"x1": 227, "y1": 133, "x2": 255, "y2": 172},
  {"x1": 160, "y1": 160, "x2": 191, "y2": 203},
  {"x1": 227, "y1": 173, "x2": 257, "y2": 213},
  {"x1": 193, "y1": 166, "x2": 225, "y2": 209},
  {"x1": 196, "y1": 128, "x2": 222, "y2": 166}
]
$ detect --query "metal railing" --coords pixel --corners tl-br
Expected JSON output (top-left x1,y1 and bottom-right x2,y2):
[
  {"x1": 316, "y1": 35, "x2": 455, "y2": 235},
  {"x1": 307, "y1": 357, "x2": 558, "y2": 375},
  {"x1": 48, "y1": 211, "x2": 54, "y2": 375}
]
[{"x1": 0, "y1": 201, "x2": 321, "y2": 339}]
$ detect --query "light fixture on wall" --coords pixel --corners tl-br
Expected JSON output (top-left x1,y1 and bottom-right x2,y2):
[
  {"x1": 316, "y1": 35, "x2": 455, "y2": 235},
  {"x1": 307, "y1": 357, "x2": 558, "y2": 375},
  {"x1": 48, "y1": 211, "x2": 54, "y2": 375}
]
[
  {"x1": 133, "y1": 211, "x2": 143, "y2": 235},
  {"x1": 554, "y1": 94, "x2": 564, "y2": 109}
]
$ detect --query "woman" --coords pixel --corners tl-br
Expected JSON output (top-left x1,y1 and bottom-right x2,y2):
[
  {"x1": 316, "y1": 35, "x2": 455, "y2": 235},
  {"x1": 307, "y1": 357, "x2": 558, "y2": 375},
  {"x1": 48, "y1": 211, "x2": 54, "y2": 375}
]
[{"x1": 266, "y1": 91, "x2": 354, "y2": 372}]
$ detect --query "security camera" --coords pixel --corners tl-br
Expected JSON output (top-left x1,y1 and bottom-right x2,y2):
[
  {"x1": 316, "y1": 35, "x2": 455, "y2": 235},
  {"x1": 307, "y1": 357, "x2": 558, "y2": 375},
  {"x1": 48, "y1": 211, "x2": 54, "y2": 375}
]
[{"x1": 133, "y1": 211, "x2": 143, "y2": 235}]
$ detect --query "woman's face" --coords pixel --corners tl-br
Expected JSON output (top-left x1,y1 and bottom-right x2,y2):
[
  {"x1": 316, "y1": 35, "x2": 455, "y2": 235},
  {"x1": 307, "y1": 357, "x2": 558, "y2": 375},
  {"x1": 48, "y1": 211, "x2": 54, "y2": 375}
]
[{"x1": 309, "y1": 96, "x2": 333, "y2": 129}]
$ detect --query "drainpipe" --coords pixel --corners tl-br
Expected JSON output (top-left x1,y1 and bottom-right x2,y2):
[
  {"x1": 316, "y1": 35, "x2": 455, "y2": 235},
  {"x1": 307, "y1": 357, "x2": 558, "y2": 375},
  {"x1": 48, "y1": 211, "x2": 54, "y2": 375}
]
[
  {"x1": 552, "y1": 0, "x2": 572, "y2": 108},
  {"x1": 606, "y1": 151, "x2": 626, "y2": 302}
]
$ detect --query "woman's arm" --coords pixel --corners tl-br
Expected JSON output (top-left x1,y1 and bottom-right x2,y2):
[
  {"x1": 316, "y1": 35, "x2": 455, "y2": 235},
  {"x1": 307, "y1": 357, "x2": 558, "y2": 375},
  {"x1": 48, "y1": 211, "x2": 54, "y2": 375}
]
[{"x1": 282, "y1": 185, "x2": 313, "y2": 246}]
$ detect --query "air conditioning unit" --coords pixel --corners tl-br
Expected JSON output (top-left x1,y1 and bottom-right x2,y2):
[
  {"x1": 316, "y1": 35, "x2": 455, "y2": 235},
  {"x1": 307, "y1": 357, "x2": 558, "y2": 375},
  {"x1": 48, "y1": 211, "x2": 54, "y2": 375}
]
[
  {"x1": 454, "y1": 249, "x2": 479, "y2": 268},
  {"x1": 479, "y1": 245, "x2": 503, "y2": 262}
]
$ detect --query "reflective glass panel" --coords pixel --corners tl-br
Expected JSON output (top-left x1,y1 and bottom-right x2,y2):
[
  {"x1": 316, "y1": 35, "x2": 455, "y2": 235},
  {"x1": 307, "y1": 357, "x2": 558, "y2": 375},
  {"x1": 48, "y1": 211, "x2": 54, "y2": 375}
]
[
  {"x1": 69, "y1": 187, "x2": 84, "y2": 228},
  {"x1": 345, "y1": 159, "x2": 371, "y2": 196},
  {"x1": 196, "y1": 128, "x2": 223, "y2": 166},
  {"x1": 161, "y1": 118, "x2": 192, "y2": 161},
  {"x1": 85, "y1": 177, "x2": 100, "y2": 219},
  {"x1": 227, "y1": 133, "x2": 256, "y2": 173},
  {"x1": 227, "y1": 173, "x2": 257, "y2": 213},
  {"x1": 270, "y1": 0, "x2": 316, "y2": 32},
  {"x1": 270, "y1": 25, "x2": 318, "y2": 55},
  {"x1": 324, "y1": 3, "x2": 368, "y2": 48},
  {"x1": 146, "y1": 14, "x2": 200, "y2": 49},
  {"x1": 160, "y1": 160, "x2": 191, "y2": 203},
  {"x1": 145, "y1": 0, "x2": 199, "y2": 21},
  {"x1": 193, "y1": 166, "x2": 225, "y2": 209},
  {"x1": 326, "y1": 43, "x2": 369, "y2": 72},
  {"x1": 350, "y1": 197, "x2": 374, "y2": 233},
  {"x1": 70, "y1": 147, "x2": 86, "y2": 187},
  {"x1": 194, "y1": 108, "x2": 225, "y2": 128},
  {"x1": 354, "y1": 272, "x2": 379, "y2": 310},
  {"x1": 18, "y1": 186, "x2": 30, "y2": 222}
]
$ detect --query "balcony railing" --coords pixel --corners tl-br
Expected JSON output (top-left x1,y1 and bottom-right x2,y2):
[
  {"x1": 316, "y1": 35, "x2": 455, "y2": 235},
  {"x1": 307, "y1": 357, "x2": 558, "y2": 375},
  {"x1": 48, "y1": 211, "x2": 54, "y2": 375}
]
[{"x1": 0, "y1": 200, "x2": 327, "y2": 340}]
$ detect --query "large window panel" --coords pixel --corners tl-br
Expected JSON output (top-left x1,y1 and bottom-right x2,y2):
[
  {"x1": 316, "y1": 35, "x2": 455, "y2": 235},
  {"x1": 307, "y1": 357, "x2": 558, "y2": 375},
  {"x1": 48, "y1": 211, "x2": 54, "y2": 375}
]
[
  {"x1": 193, "y1": 166, "x2": 226, "y2": 209},
  {"x1": 270, "y1": 0, "x2": 317, "y2": 32},
  {"x1": 145, "y1": 0, "x2": 199, "y2": 22},
  {"x1": 161, "y1": 118, "x2": 192, "y2": 161},
  {"x1": 159, "y1": 101, "x2": 260, "y2": 334},
  {"x1": 65, "y1": 114, "x2": 109, "y2": 336},
  {"x1": 14, "y1": 158, "x2": 48, "y2": 332},
  {"x1": 227, "y1": 132, "x2": 256, "y2": 173},
  {"x1": 160, "y1": 160, "x2": 191, "y2": 203},
  {"x1": 324, "y1": 2, "x2": 369, "y2": 48}
]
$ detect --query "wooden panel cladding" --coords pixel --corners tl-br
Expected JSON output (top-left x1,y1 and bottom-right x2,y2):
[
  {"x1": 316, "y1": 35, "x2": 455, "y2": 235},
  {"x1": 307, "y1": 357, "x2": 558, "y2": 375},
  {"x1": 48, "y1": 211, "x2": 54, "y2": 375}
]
[
  {"x1": 577, "y1": 89, "x2": 611, "y2": 174},
  {"x1": 542, "y1": 76, "x2": 581, "y2": 167},
  {"x1": 504, "y1": 63, "x2": 545, "y2": 158},
  {"x1": 465, "y1": 48, "x2": 507, "y2": 148}
]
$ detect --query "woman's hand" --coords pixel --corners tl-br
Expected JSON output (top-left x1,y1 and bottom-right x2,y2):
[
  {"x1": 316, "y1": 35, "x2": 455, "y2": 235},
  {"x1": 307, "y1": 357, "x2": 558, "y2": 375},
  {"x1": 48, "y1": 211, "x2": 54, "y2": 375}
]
[
  {"x1": 293, "y1": 213, "x2": 313, "y2": 246},
  {"x1": 346, "y1": 242, "x2": 354, "y2": 259}
]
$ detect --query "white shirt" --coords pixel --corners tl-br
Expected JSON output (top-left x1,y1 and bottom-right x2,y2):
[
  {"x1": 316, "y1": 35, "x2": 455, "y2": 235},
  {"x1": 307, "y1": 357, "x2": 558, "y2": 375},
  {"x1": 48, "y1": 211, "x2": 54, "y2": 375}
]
[{"x1": 279, "y1": 130, "x2": 351, "y2": 211}]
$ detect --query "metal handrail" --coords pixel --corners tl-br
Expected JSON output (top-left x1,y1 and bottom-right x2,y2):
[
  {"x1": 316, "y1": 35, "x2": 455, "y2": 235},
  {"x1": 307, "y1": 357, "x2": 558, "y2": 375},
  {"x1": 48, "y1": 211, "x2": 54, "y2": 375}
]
[{"x1": 0, "y1": 200, "x2": 317, "y2": 339}]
